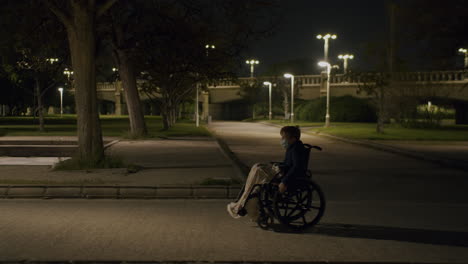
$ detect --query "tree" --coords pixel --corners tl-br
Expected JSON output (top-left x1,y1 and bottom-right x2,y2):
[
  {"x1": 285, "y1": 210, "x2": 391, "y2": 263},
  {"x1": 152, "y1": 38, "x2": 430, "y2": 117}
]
[
  {"x1": 16, "y1": 50, "x2": 65, "y2": 131},
  {"x1": 351, "y1": 72, "x2": 391, "y2": 133},
  {"x1": 103, "y1": 0, "x2": 147, "y2": 137},
  {"x1": 138, "y1": 0, "x2": 279, "y2": 129},
  {"x1": 44, "y1": 0, "x2": 117, "y2": 164},
  {"x1": 0, "y1": 1, "x2": 68, "y2": 126},
  {"x1": 237, "y1": 79, "x2": 267, "y2": 119},
  {"x1": 398, "y1": 0, "x2": 468, "y2": 70}
]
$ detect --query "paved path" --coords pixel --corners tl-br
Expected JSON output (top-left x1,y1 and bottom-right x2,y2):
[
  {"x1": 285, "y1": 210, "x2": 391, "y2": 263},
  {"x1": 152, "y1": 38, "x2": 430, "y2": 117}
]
[
  {"x1": 0, "y1": 199, "x2": 467, "y2": 262},
  {"x1": 0, "y1": 138, "x2": 240, "y2": 186},
  {"x1": 209, "y1": 122, "x2": 468, "y2": 203}
]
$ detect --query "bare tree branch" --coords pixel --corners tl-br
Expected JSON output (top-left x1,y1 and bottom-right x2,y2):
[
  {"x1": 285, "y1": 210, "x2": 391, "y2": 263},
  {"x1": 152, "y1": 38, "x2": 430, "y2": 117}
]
[
  {"x1": 43, "y1": 0, "x2": 73, "y2": 30},
  {"x1": 96, "y1": 0, "x2": 118, "y2": 17}
]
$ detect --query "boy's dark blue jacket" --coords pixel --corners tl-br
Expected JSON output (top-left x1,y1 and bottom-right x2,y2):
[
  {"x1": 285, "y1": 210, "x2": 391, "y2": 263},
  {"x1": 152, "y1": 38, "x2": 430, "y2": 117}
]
[{"x1": 282, "y1": 140, "x2": 308, "y2": 185}]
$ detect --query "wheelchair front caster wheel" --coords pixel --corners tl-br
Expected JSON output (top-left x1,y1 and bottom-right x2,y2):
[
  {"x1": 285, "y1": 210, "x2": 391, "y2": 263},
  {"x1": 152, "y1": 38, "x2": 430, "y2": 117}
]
[{"x1": 257, "y1": 215, "x2": 273, "y2": 230}]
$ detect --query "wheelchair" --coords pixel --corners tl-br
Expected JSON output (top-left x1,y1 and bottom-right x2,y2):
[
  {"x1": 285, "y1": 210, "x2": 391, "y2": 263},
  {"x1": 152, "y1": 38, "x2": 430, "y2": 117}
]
[{"x1": 235, "y1": 144, "x2": 325, "y2": 231}]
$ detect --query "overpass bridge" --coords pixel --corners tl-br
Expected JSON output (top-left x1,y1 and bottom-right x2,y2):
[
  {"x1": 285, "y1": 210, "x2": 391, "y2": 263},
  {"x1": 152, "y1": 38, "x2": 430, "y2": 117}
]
[{"x1": 95, "y1": 70, "x2": 468, "y2": 123}]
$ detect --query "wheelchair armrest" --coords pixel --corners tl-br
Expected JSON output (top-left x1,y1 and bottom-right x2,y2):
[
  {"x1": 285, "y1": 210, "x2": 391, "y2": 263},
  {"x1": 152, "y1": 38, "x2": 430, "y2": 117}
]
[{"x1": 270, "y1": 161, "x2": 284, "y2": 165}]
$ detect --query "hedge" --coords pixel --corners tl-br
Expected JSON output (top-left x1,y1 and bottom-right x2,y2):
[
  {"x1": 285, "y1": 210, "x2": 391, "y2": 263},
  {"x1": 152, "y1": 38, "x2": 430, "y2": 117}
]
[{"x1": 296, "y1": 95, "x2": 376, "y2": 122}]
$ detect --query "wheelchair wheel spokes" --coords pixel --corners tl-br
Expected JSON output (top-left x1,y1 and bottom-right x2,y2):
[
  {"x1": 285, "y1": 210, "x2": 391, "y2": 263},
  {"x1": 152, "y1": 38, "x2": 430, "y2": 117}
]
[{"x1": 273, "y1": 180, "x2": 326, "y2": 231}]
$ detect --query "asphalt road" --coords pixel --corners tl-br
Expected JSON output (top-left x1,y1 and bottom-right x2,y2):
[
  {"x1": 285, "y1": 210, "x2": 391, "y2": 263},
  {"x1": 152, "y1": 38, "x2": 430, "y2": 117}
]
[
  {"x1": 1, "y1": 199, "x2": 468, "y2": 262},
  {"x1": 209, "y1": 122, "x2": 468, "y2": 204},
  {"x1": 1, "y1": 121, "x2": 468, "y2": 262}
]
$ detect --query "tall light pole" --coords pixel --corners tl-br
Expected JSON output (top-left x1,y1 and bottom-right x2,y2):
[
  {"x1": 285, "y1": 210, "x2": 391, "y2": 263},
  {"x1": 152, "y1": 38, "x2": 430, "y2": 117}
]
[
  {"x1": 284, "y1": 73, "x2": 295, "y2": 123},
  {"x1": 246, "y1": 59, "x2": 259, "y2": 78},
  {"x1": 316, "y1": 34, "x2": 337, "y2": 62},
  {"x1": 63, "y1": 68, "x2": 73, "y2": 80},
  {"x1": 459, "y1": 48, "x2": 468, "y2": 68},
  {"x1": 338, "y1": 54, "x2": 354, "y2": 73},
  {"x1": 46, "y1": 58, "x2": 59, "y2": 64},
  {"x1": 205, "y1": 44, "x2": 215, "y2": 56},
  {"x1": 63, "y1": 68, "x2": 74, "y2": 83},
  {"x1": 58, "y1": 87, "x2": 64, "y2": 117},
  {"x1": 263, "y1": 81, "x2": 273, "y2": 120},
  {"x1": 318, "y1": 61, "x2": 331, "y2": 127}
]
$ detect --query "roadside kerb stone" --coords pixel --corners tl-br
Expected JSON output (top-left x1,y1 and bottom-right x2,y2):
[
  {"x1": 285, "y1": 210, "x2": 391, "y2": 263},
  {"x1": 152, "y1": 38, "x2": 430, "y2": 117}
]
[
  {"x1": 0, "y1": 185, "x2": 242, "y2": 199},
  {"x1": 205, "y1": 125, "x2": 249, "y2": 179},
  {"x1": 259, "y1": 121, "x2": 468, "y2": 172},
  {"x1": 315, "y1": 132, "x2": 468, "y2": 172}
]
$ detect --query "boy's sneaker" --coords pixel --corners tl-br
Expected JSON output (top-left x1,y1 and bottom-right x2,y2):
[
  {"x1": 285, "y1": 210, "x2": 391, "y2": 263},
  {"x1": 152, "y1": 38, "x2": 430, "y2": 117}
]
[
  {"x1": 227, "y1": 203, "x2": 241, "y2": 219},
  {"x1": 237, "y1": 207, "x2": 247, "y2": 216}
]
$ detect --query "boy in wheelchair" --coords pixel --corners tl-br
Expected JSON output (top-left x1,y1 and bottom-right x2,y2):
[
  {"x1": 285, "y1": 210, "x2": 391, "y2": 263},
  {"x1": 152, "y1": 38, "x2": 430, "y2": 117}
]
[{"x1": 227, "y1": 126, "x2": 308, "y2": 220}]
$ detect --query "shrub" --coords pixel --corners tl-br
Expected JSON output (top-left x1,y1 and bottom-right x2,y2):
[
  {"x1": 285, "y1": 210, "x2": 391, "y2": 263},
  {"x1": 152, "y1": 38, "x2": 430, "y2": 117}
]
[{"x1": 297, "y1": 96, "x2": 376, "y2": 122}]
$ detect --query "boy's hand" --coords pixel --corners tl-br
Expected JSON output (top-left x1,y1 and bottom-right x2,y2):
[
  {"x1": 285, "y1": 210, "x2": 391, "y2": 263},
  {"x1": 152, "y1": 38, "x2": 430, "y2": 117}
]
[{"x1": 279, "y1": 182, "x2": 287, "y2": 193}]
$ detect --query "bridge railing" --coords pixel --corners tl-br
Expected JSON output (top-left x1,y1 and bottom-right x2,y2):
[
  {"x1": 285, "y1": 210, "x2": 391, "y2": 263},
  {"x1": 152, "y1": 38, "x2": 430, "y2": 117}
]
[
  {"x1": 393, "y1": 71, "x2": 467, "y2": 82},
  {"x1": 95, "y1": 71, "x2": 467, "y2": 91}
]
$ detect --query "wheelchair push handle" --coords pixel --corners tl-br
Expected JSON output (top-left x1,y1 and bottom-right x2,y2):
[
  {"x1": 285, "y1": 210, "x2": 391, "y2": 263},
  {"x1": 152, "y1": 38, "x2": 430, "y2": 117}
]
[{"x1": 304, "y1": 144, "x2": 322, "y2": 151}]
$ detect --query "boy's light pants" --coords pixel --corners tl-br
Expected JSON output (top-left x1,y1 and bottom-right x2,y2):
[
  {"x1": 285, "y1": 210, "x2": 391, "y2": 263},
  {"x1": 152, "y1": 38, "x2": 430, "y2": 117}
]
[{"x1": 233, "y1": 163, "x2": 279, "y2": 215}]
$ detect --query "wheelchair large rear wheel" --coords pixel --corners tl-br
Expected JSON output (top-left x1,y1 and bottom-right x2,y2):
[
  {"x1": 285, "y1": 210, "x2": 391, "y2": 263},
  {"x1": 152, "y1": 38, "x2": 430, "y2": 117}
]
[{"x1": 273, "y1": 180, "x2": 325, "y2": 230}]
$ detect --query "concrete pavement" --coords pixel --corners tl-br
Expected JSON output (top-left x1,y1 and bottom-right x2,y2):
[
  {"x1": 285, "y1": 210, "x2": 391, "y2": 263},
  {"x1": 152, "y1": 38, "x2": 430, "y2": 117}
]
[
  {"x1": 0, "y1": 138, "x2": 241, "y2": 186},
  {"x1": 0, "y1": 199, "x2": 467, "y2": 262}
]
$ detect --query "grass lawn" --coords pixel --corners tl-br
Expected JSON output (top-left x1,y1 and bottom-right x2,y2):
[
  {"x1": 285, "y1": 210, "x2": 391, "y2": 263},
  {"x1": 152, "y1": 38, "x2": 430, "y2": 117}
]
[
  {"x1": 259, "y1": 119, "x2": 468, "y2": 141},
  {"x1": 0, "y1": 115, "x2": 210, "y2": 138},
  {"x1": 308, "y1": 123, "x2": 468, "y2": 141}
]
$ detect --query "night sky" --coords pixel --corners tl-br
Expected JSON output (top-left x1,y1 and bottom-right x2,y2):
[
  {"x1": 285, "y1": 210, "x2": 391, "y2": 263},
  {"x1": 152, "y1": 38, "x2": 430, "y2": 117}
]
[{"x1": 250, "y1": 0, "x2": 388, "y2": 75}]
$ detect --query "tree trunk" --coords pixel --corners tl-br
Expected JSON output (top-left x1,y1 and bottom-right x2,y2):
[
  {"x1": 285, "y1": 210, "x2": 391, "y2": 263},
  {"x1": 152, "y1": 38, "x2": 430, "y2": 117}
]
[
  {"x1": 116, "y1": 50, "x2": 147, "y2": 137},
  {"x1": 67, "y1": 7, "x2": 104, "y2": 163},
  {"x1": 376, "y1": 88, "x2": 385, "y2": 133},
  {"x1": 34, "y1": 78, "x2": 45, "y2": 132},
  {"x1": 161, "y1": 106, "x2": 170, "y2": 130}
]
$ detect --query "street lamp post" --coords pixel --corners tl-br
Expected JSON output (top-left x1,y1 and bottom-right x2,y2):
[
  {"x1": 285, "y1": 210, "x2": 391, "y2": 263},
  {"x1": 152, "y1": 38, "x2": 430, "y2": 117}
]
[
  {"x1": 63, "y1": 68, "x2": 73, "y2": 82},
  {"x1": 46, "y1": 58, "x2": 59, "y2": 64},
  {"x1": 459, "y1": 48, "x2": 468, "y2": 68},
  {"x1": 205, "y1": 44, "x2": 215, "y2": 56},
  {"x1": 284, "y1": 73, "x2": 295, "y2": 123},
  {"x1": 58, "y1": 87, "x2": 64, "y2": 117},
  {"x1": 318, "y1": 61, "x2": 331, "y2": 127},
  {"x1": 316, "y1": 34, "x2": 337, "y2": 62},
  {"x1": 195, "y1": 83, "x2": 199, "y2": 127},
  {"x1": 263, "y1": 81, "x2": 273, "y2": 120},
  {"x1": 338, "y1": 54, "x2": 354, "y2": 73},
  {"x1": 246, "y1": 59, "x2": 260, "y2": 78}
]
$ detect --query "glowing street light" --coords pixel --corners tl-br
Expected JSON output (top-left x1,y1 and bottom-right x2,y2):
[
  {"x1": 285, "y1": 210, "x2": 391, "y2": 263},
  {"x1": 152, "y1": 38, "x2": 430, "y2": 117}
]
[
  {"x1": 58, "y1": 87, "x2": 64, "y2": 117},
  {"x1": 63, "y1": 68, "x2": 73, "y2": 81},
  {"x1": 112, "y1": 67, "x2": 118, "y2": 72},
  {"x1": 46, "y1": 58, "x2": 59, "y2": 64},
  {"x1": 316, "y1": 34, "x2": 337, "y2": 62},
  {"x1": 263, "y1": 81, "x2": 273, "y2": 120},
  {"x1": 283, "y1": 73, "x2": 295, "y2": 123},
  {"x1": 338, "y1": 54, "x2": 354, "y2": 73},
  {"x1": 318, "y1": 61, "x2": 332, "y2": 127},
  {"x1": 459, "y1": 48, "x2": 468, "y2": 68},
  {"x1": 205, "y1": 44, "x2": 215, "y2": 56},
  {"x1": 246, "y1": 59, "x2": 260, "y2": 78}
]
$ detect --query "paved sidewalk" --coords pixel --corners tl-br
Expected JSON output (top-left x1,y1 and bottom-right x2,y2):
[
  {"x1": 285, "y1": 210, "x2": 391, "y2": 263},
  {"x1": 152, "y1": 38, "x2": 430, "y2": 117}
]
[{"x1": 0, "y1": 138, "x2": 241, "y2": 186}]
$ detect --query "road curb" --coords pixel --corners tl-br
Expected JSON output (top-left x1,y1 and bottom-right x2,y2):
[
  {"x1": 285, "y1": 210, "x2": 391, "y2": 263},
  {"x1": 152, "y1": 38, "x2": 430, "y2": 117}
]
[
  {"x1": 0, "y1": 184, "x2": 242, "y2": 199},
  {"x1": 205, "y1": 125, "x2": 249, "y2": 180},
  {"x1": 313, "y1": 132, "x2": 468, "y2": 171},
  {"x1": 259, "y1": 121, "x2": 468, "y2": 172}
]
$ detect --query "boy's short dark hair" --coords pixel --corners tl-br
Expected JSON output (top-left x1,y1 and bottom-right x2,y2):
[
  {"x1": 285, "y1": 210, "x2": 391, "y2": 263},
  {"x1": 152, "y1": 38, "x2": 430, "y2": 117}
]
[{"x1": 280, "y1": 126, "x2": 301, "y2": 140}]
